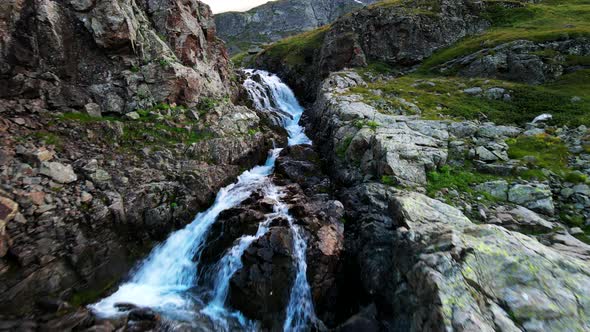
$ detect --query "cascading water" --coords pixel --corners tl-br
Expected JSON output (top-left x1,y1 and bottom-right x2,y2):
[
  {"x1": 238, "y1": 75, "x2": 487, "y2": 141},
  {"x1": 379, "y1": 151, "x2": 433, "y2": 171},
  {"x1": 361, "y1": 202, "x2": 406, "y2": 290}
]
[{"x1": 91, "y1": 70, "x2": 319, "y2": 331}]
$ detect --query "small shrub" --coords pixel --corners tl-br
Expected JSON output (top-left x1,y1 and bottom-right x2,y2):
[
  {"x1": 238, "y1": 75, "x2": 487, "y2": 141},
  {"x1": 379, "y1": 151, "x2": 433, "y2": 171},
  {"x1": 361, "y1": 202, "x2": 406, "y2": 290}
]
[
  {"x1": 197, "y1": 97, "x2": 218, "y2": 115},
  {"x1": 381, "y1": 175, "x2": 396, "y2": 186}
]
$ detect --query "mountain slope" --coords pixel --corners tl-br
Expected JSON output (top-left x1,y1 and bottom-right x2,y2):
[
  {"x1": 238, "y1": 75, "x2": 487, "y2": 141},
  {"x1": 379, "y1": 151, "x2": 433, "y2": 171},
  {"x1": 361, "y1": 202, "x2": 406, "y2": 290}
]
[{"x1": 214, "y1": 0, "x2": 379, "y2": 55}]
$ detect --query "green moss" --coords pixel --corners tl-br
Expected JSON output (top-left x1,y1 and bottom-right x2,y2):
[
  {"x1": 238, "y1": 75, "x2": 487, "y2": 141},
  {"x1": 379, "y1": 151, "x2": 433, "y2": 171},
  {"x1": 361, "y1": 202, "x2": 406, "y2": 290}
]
[
  {"x1": 69, "y1": 278, "x2": 118, "y2": 307},
  {"x1": 426, "y1": 164, "x2": 501, "y2": 197},
  {"x1": 158, "y1": 58, "x2": 171, "y2": 68},
  {"x1": 507, "y1": 134, "x2": 572, "y2": 176},
  {"x1": 231, "y1": 51, "x2": 251, "y2": 67},
  {"x1": 59, "y1": 113, "x2": 119, "y2": 122},
  {"x1": 258, "y1": 25, "x2": 330, "y2": 67},
  {"x1": 560, "y1": 212, "x2": 585, "y2": 228},
  {"x1": 30, "y1": 131, "x2": 62, "y2": 147},
  {"x1": 197, "y1": 97, "x2": 218, "y2": 115},
  {"x1": 336, "y1": 136, "x2": 354, "y2": 159},
  {"x1": 421, "y1": 0, "x2": 590, "y2": 71},
  {"x1": 381, "y1": 175, "x2": 396, "y2": 186}
]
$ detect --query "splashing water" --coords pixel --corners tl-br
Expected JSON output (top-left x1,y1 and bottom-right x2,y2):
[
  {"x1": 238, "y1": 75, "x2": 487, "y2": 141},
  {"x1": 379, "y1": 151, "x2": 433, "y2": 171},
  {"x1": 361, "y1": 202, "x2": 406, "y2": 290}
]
[{"x1": 91, "y1": 70, "x2": 319, "y2": 331}]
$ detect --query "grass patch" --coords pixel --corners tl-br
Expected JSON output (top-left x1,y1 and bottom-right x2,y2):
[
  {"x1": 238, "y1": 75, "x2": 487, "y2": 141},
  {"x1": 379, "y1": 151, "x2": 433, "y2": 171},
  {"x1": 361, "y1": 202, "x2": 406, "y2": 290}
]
[
  {"x1": 259, "y1": 25, "x2": 330, "y2": 67},
  {"x1": 426, "y1": 164, "x2": 501, "y2": 197},
  {"x1": 348, "y1": 69, "x2": 590, "y2": 127},
  {"x1": 336, "y1": 136, "x2": 354, "y2": 159},
  {"x1": 507, "y1": 134, "x2": 569, "y2": 168},
  {"x1": 381, "y1": 175, "x2": 396, "y2": 186},
  {"x1": 421, "y1": 0, "x2": 590, "y2": 71},
  {"x1": 30, "y1": 131, "x2": 62, "y2": 147}
]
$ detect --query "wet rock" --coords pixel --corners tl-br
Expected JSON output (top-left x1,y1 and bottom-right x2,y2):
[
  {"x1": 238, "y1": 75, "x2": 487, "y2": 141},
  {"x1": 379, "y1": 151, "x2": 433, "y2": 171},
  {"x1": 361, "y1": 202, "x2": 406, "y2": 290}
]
[
  {"x1": 229, "y1": 227, "x2": 295, "y2": 329},
  {"x1": 39, "y1": 162, "x2": 77, "y2": 184},
  {"x1": 41, "y1": 308, "x2": 95, "y2": 331},
  {"x1": 335, "y1": 304, "x2": 379, "y2": 332}
]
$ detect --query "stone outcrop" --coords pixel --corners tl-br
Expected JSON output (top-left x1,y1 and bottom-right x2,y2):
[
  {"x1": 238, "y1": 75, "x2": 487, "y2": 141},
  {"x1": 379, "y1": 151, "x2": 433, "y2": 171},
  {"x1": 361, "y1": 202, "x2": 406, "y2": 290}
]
[
  {"x1": 309, "y1": 69, "x2": 590, "y2": 330},
  {"x1": 256, "y1": 0, "x2": 493, "y2": 100},
  {"x1": 438, "y1": 38, "x2": 590, "y2": 84},
  {"x1": 198, "y1": 146, "x2": 344, "y2": 330},
  {"x1": 1, "y1": 0, "x2": 234, "y2": 115},
  {"x1": 214, "y1": 0, "x2": 379, "y2": 55},
  {"x1": 0, "y1": 0, "x2": 283, "y2": 321}
]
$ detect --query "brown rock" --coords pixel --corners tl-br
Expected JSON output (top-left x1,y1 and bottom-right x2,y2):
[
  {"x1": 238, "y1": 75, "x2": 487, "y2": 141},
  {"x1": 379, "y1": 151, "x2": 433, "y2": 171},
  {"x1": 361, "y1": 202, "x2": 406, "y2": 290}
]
[
  {"x1": 0, "y1": 196, "x2": 18, "y2": 257},
  {"x1": 27, "y1": 191, "x2": 46, "y2": 206}
]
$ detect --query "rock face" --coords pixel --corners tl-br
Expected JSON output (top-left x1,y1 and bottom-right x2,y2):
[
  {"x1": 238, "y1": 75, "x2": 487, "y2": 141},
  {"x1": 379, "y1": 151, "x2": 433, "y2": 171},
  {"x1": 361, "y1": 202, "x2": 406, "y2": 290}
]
[
  {"x1": 438, "y1": 38, "x2": 590, "y2": 84},
  {"x1": 308, "y1": 68, "x2": 590, "y2": 330},
  {"x1": 198, "y1": 145, "x2": 344, "y2": 330},
  {"x1": 1, "y1": 0, "x2": 234, "y2": 114},
  {"x1": 257, "y1": 0, "x2": 492, "y2": 100},
  {"x1": 215, "y1": 0, "x2": 379, "y2": 55},
  {"x1": 0, "y1": 0, "x2": 283, "y2": 321}
]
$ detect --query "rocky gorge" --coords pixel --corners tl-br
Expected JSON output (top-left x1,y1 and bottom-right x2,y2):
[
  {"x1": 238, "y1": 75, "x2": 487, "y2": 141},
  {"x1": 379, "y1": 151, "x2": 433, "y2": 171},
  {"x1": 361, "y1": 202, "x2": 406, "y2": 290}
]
[{"x1": 1, "y1": 0, "x2": 590, "y2": 331}]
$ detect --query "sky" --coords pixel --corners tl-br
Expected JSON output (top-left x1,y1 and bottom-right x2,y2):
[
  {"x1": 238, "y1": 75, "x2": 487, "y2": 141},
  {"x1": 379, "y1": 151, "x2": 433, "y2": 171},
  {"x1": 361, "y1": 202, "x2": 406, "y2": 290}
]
[{"x1": 201, "y1": 0, "x2": 275, "y2": 13}]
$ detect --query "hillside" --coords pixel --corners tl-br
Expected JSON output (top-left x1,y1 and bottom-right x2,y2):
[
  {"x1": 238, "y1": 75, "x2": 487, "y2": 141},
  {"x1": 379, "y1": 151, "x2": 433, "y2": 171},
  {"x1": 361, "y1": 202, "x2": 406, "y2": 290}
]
[
  {"x1": 2, "y1": 0, "x2": 590, "y2": 331},
  {"x1": 254, "y1": 0, "x2": 590, "y2": 330},
  {"x1": 214, "y1": 0, "x2": 379, "y2": 55}
]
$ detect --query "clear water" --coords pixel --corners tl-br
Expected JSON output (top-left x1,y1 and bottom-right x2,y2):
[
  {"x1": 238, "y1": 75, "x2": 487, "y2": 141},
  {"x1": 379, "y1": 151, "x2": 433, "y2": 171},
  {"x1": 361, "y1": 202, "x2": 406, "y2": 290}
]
[{"x1": 91, "y1": 70, "x2": 318, "y2": 331}]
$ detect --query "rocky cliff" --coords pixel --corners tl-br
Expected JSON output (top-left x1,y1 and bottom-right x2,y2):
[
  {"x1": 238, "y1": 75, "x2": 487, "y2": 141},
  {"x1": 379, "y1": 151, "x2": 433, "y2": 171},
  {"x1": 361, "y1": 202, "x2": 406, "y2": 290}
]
[
  {"x1": 256, "y1": 0, "x2": 590, "y2": 330},
  {"x1": 214, "y1": 0, "x2": 379, "y2": 55},
  {"x1": 255, "y1": 0, "x2": 498, "y2": 101},
  {"x1": 0, "y1": 0, "x2": 281, "y2": 322}
]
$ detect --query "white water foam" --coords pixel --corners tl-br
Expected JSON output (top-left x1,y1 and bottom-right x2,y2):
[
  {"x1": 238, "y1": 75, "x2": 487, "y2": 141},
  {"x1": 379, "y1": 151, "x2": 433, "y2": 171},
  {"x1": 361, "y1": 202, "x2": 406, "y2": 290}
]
[{"x1": 92, "y1": 70, "x2": 319, "y2": 331}]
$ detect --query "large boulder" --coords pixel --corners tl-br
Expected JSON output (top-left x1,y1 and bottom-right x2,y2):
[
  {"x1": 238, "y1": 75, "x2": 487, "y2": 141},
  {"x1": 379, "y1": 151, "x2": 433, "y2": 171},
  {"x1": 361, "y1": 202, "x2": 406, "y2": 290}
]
[{"x1": 343, "y1": 184, "x2": 590, "y2": 331}]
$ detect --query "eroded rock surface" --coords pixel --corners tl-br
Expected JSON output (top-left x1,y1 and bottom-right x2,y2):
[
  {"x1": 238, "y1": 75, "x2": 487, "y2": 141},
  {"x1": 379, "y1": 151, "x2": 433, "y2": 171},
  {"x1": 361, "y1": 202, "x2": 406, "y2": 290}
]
[{"x1": 0, "y1": 0, "x2": 281, "y2": 322}]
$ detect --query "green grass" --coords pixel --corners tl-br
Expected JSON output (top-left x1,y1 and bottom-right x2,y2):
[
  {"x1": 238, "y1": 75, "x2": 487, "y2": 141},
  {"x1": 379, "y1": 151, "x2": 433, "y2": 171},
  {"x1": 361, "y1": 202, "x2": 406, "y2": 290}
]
[
  {"x1": 30, "y1": 131, "x2": 62, "y2": 147},
  {"x1": 336, "y1": 136, "x2": 354, "y2": 159},
  {"x1": 426, "y1": 164, "x2": 503, "y2": 197},
  {"x1": 259, "y1": 25, "x2": 330, "y2": 67},
  {"x1": 381, "y1": 175, "x2": 396, "y2": 186},
  {"x1": 231, "y1": 52, "x2": 249, "y2": 67},
  {"x1": 421, "y1": 0, "x2": 590, "y2": 71},
  {"x1": 348, "y1": 69, "x2": 590, "y2": 127}
]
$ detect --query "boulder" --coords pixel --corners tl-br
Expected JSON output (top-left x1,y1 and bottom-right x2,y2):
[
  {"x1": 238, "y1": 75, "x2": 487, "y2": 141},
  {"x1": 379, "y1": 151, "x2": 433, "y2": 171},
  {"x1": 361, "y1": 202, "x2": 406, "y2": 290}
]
[
  {"x1": 40, "y1": 162, "x2": 78, "y2": 184},
  {"x1": 475, "y1": 180, "x2": 509, "y2": 201},
  {"x1": 508, "y1": 184, "x2": 554, "y2": 215},
  {"x1": 229, "y1": 227, "x2": 295, "y2": 328},
  {"x1": 0, "y1": 196, "x2": 18, "y2": 257},
  {"x1": 84, "y1": 103, "x2": 102, "y2": 118}
]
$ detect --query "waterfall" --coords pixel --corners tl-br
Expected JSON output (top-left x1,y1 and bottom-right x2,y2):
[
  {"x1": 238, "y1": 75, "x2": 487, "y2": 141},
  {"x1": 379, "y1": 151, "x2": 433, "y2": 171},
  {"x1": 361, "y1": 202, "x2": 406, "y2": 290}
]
[{"x1": 91, "y1": 70, "x2": 319, "y2": 331}]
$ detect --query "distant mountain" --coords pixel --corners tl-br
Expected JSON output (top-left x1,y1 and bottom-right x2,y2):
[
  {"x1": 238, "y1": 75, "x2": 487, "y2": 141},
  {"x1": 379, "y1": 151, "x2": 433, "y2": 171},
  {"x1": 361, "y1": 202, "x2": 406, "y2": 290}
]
[{"x1": 214, "y1": 0, "x2": 379, "y2": 55}]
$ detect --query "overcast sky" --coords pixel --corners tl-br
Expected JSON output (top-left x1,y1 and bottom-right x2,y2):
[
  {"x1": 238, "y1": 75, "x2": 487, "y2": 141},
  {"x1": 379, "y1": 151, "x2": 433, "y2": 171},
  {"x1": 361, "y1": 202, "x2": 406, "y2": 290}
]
[{"x1": 201, "y1": 0, "x2": 275, "y2": 13}]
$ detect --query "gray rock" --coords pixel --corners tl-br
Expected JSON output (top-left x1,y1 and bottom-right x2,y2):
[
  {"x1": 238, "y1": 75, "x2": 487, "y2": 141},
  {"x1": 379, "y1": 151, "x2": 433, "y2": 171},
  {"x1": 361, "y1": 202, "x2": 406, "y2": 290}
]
[
  {"x1": 39, "y1": 162, "x2": 78, "y2": 184},
  {"x1": 475, "y1": 180, "x2": 509, "y2": 200},
  {"x1": 477, "y1": 124, "x2": 522, "y2": 138},
  {"x1": 463, "y1": 87, "x2": 483, "y2": 95},
  {"x1": 508, "y1": 184, "x2": 554, "y2": 215},
  {"x1": 485, "y1": 87, "x2": 505, "y2": 99},
  {"x1": 506, "y1": 206, "x2": 554, "y2": 232},
  {"x1": 124, "y1": 112, "x2": 140, "y2": 120},
  {"x1": 523, "y1": 128, "x2": 545, "y2": 136},
  {"x1": 84, "y1": 103, "x2": 102, "y2": 118},
  {"x1": 475, "y1": 146, "x2": 499, "y2": 162},
  {"x1": 570, "y1": 227, "x2": 584, "y2": 235}
]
